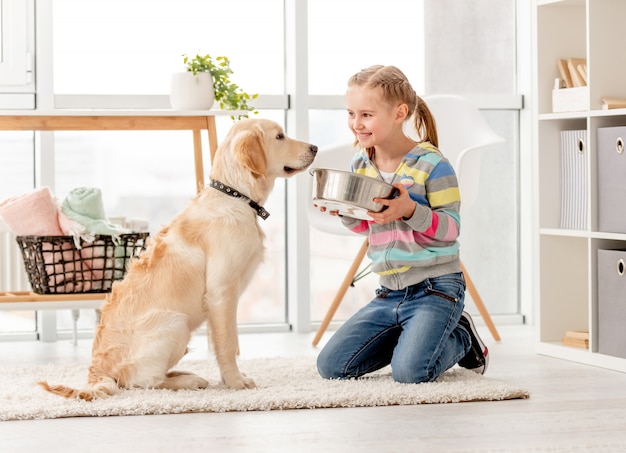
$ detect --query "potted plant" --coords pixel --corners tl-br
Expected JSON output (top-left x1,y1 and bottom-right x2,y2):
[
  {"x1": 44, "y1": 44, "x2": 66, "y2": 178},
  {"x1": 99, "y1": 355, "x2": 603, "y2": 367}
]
[{"x1": 170, "y1": 53, "x2": 258, "y2": 120}]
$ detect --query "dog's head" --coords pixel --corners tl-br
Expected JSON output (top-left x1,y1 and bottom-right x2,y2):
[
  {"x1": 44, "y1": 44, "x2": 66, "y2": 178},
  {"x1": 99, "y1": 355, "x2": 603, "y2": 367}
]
[{"x1": 211, "y1": 119, "x2": 317, "y2": 198}]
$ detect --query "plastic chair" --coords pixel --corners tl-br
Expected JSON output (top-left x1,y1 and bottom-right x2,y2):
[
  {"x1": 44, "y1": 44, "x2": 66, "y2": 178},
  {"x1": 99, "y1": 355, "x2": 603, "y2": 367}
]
[{"x1": 310, "y1": 95, "x2": 504, "y2": 345}]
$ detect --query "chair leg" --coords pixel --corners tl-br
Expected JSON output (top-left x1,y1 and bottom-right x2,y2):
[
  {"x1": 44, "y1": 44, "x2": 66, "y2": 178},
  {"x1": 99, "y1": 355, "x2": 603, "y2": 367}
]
[
  {"x1": 460, "y1": 260, "x2": 501, "y2": 342},
  {"x1": 311, "y1": 241, "x2": 502, "y2": 345},
  {"x1": 312, "y1": 238, "x2": 369, "y2": 347}
]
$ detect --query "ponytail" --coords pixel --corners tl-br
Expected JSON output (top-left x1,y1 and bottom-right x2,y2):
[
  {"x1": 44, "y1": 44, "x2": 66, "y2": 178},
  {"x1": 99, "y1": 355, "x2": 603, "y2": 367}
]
[{"x1": 413, "y1": 96, "x2": 438, "y2": 148}]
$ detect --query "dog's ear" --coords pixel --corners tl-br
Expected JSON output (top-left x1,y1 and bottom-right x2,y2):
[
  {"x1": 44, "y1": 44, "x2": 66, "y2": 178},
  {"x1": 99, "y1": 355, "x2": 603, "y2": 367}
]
[{"x1": 233, "y1": 127, "x2": 267, "y2": 178}]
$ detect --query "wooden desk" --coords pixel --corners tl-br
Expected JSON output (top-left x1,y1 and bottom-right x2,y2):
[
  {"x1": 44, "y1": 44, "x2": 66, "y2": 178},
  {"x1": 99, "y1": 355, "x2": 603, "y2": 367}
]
[{"x1": 0, "y1": 109, "x2": 235, "y2": 193}]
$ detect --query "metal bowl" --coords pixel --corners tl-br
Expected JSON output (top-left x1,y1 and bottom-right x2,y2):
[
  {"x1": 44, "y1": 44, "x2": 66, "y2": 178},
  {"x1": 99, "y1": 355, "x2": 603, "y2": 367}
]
[{"x1": 310, "y1": 168, "x2": 397, "y2": 220}]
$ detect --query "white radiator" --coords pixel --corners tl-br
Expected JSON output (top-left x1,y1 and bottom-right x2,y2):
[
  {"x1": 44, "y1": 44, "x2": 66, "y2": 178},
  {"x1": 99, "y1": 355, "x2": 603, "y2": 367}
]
[{"x1": 0, "y1": 220, "x2": 29, "y2": 293}]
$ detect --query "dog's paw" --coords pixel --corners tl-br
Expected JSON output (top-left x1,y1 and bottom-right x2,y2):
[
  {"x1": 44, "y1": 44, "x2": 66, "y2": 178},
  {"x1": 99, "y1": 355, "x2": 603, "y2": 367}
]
[
  {"x1": 223, "y1": 372, "x2": 256, "y2": 390},
  {"x1": 189, "y1": 376, "x2": 210, "y2": 389},
  {"x1": 158, "y1": 372, "x2": 209, "y2": 391}
]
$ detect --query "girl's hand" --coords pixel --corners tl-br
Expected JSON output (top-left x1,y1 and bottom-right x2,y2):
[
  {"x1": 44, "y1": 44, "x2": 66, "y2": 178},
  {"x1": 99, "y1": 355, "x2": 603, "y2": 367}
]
[
  {"x1": 368, "y1": 183, "x2": 416, "y2": 224},
  {"x1": 313, "y1": 203, "x2": 340, "y2": 216}
]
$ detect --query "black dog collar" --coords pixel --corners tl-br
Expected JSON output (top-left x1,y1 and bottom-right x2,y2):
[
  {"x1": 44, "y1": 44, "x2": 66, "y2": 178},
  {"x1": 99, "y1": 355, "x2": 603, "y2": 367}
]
[{"x1": 208, "y1": 180, "x2": 270, "y2": 220}]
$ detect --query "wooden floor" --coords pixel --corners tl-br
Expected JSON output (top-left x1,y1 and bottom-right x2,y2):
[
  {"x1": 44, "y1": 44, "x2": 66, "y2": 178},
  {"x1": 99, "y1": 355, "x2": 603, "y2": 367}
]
[{"x1": 1, "y1": 324, "x2": 626, "y2": 452}]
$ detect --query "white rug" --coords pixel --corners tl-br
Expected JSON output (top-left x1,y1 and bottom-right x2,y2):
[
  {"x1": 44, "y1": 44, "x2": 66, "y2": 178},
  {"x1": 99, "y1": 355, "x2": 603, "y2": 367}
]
[{"x1": 0, "y1": 356, "x2": 529, "y2": 421}]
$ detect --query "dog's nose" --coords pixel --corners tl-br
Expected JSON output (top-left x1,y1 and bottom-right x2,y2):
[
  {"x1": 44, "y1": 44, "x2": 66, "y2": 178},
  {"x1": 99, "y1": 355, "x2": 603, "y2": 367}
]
[{"x1": 310, "y1": 145, "x2": 318, "y2": 154}]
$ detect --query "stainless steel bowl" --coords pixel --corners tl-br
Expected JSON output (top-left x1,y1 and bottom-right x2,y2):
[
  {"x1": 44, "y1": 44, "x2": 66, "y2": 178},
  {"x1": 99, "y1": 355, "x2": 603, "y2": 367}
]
[{"x1": 311, "y1": 168, "x2": 397, "y2": 220}]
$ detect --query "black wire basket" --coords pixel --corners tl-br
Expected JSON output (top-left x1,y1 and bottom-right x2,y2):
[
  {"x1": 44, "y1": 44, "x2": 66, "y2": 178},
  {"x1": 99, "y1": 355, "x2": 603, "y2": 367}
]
[{"x1": 15, "y1": 233, "x2": 149, "y2": 294}]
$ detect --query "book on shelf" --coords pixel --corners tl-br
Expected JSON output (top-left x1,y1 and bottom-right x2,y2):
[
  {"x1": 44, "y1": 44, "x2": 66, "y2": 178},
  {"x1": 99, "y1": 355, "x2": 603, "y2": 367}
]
[
  {"x1": 567, "y1": 58, "x2": 587, "y2": 87},
  {"x1": 557, "y1": 59, "x2": 573, "y2": 88},
  {"x1": 562, "y1": 336, "x2": 589, "y2": 349},
  {"x1": 555, "y1": 57, "x2": 587, "y2": 88},
  {"x1": 601, "y1": 97, "x2": 626, "y2": 110},
  {"x1": 564, "y1": 330, "x2": 589, "y2": 340}
]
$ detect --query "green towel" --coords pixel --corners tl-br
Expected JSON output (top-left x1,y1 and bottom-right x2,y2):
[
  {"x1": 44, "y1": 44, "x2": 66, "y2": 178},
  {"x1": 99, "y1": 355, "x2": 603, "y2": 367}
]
[{"x1": 61, "y1": 187, "x2": 130, "y2": 240}]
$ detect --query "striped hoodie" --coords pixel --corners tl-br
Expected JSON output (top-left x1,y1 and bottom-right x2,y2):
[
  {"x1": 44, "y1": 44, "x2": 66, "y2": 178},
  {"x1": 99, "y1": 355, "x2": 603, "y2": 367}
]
[{"x1": 341, "y1": 142, "x2": 462, "y2": 291}]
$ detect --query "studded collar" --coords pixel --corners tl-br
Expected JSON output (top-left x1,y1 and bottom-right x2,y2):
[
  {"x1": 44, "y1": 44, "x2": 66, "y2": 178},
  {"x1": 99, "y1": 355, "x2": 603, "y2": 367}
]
[{"x1": 208, "y1": 180, "x2": 270, "y2": 220}]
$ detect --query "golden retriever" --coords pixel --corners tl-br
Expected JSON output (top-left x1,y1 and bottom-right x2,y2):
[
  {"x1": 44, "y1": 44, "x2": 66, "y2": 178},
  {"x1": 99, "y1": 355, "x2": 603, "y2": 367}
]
[{"x1": 38, "y1": 118, "x2": 317, "y2": 400}]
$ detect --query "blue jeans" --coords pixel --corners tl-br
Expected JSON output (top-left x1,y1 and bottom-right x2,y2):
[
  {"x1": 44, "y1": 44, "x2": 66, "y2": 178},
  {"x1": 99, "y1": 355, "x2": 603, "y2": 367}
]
[{"x1": 317, "y1": 273, "x2": 470, "y2": 384}]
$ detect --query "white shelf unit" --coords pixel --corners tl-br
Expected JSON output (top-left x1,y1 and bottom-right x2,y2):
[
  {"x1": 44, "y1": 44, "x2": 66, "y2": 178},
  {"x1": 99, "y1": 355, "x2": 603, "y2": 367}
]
[{"x1": 534, "y1": 0, "x2": 626, "y2": 372}]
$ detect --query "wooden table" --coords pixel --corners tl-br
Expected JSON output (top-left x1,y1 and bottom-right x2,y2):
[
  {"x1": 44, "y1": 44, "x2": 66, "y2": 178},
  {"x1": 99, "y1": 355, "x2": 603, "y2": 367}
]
[
  {"x1": 0, "y1": 109, "x2": 234, "y2": 193},
  {"x1": 0, "y1": 109, "x2": 233, "y2": 339}
]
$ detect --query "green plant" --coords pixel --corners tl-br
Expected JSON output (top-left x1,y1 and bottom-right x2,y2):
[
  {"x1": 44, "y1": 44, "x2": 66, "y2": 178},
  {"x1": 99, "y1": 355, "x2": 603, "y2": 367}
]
[{"x1": 182, "y1": 53, "x2": 258, "y2": 120}]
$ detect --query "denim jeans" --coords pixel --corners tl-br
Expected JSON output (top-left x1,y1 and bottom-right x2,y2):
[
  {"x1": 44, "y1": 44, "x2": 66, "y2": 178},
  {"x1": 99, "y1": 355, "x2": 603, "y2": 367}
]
[{"x1": 317, "y1": 272, "x2": 470, "y2": 384}]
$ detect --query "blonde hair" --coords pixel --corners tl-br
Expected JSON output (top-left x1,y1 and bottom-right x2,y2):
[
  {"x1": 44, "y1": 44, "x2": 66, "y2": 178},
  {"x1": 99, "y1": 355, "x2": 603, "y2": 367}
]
[{"x1": 347, "y1": 65, "x2": 438, "y2": 148}]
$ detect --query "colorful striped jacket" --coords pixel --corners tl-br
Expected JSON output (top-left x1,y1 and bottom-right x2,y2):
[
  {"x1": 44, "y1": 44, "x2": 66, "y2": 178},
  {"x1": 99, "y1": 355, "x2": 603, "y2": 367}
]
[{"x1": 341, "y1": 143, "x2": 462, "y2": 291}]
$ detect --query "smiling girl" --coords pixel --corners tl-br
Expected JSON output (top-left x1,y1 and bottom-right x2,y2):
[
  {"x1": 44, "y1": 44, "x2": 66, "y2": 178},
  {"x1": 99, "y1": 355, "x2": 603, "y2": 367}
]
[{"x1": 316, "y1": 65, "x2": 488, "y2": 383}]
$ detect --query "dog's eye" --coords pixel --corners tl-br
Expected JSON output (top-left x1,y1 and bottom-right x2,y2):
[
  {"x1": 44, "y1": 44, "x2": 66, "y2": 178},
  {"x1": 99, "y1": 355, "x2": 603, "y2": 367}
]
[{"x1": 276, "y1": 133, "x2": 285, "y2": 140}]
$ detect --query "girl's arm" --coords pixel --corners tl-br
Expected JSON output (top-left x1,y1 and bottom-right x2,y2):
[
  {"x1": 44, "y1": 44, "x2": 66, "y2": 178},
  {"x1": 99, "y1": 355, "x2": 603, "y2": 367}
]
[
  {"x1": 402, "y1": 160, "x2": 461, "y2": 242},
  {"x1": 369, "y1": 158, "x2": 461, "y2": 242}
]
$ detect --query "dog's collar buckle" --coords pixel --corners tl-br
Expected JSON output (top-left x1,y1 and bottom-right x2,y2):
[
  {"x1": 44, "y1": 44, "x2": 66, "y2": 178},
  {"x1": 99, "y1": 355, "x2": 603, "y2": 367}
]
[{"x1": 208, "y1": 180, "x2": 270, "y2": 220}]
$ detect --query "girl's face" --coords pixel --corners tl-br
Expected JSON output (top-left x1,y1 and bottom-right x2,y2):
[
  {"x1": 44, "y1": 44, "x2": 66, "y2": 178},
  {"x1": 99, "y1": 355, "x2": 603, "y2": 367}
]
[{"x1": 346, "y1": 85, "x2": 402, "y2": 149}]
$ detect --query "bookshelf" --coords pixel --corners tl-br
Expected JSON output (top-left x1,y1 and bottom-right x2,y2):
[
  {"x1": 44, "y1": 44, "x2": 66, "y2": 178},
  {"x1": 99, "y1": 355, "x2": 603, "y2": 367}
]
[{"x1": 534, "y1": 0, "x2": 626, "y2": 372}]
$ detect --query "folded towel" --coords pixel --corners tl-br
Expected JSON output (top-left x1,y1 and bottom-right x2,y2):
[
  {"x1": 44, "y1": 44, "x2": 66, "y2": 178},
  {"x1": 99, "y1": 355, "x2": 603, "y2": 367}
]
[
  {"x1": 0, "y1": 187, "x2": 96, "y2": 292},
  {"x1": 0, "y1": 187, "x2": 83, "y2": 236},
  {"x1": 61, "y1": 187, "x2": 130, "y2": 239},
  {"x1": 60, "y1": 187, "x2": 133, "y2": 283}
]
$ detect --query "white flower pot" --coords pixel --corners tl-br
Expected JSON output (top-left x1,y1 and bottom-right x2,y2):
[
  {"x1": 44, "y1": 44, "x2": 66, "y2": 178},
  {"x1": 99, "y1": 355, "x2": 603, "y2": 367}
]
[{"x1": 169, "y1": 72, "x2": 215, "y2": 110}]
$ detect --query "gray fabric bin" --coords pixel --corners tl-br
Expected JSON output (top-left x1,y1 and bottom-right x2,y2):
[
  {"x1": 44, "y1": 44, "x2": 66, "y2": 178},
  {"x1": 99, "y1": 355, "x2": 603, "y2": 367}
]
[
  {"x1": 597, "y1": 126, "x2": 626, "y2": 233},
  {"x1": 597, "y1": 249, "x2": 626, "y2": 359}
]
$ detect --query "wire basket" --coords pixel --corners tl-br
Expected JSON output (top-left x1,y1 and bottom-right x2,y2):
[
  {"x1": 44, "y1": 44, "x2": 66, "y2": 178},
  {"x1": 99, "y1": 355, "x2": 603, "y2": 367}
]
[{"x1": 15, "y1": 233, "x2": 149, "y2": 294}]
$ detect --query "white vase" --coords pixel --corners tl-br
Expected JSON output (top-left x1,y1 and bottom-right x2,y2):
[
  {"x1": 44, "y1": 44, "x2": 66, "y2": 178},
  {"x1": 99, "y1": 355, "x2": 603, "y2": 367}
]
[{"x1": 169, "y1": 72, "x2": 215, "y2": 110}]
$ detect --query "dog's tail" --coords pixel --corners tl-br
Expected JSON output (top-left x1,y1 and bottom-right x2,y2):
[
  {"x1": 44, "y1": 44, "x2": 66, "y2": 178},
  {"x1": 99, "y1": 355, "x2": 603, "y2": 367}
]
[{"x1": 38, "y1": 377, "x2": 119, "y2": 401}]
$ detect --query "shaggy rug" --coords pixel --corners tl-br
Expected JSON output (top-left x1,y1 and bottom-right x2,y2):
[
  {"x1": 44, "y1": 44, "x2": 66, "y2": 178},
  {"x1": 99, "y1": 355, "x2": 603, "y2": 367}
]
[{"x1": 0, "y1": 356, "x2": 529, "y2": 421}]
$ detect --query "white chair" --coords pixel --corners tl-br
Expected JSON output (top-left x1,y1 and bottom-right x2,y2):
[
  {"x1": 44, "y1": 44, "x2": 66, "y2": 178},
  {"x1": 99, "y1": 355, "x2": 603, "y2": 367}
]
[
  {"x1": 419, "y1": 94, "x2": 505, "y2": 215},
  {"x1": 310, "y1": 95, "x2": 504, "y2": 345},
  {"x1": 415, "y1": 94, "x2": 504, "y2": 341}
]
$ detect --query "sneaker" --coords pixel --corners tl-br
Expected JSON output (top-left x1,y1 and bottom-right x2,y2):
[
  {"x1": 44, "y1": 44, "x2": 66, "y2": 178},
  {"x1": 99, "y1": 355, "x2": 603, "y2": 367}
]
[{"x1": 457, "y1": 311, "x2": 489, "y2": 374}]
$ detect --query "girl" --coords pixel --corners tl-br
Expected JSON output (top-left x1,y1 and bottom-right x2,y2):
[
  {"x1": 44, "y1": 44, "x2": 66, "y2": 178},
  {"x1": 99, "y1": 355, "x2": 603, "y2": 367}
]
[{"x1": 316, "y1": 65, "x2": 488, "y2": 383}]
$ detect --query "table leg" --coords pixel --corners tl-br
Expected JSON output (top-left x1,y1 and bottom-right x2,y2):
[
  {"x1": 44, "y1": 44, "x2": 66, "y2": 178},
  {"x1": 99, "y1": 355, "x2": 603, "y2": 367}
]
[
  {"x1": 206, "y1": 115, "x2": 218, "y2": 162},
  {"x1": 192, "y1": 130, "x2": 204, "y2": 194}
]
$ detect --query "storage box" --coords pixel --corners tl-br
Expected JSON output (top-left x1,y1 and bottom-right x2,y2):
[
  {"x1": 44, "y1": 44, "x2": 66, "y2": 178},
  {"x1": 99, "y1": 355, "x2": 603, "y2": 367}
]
[
  {"x1": 15, "y1": 233, "x2": 149, "y2": 294},
  {"x1": 552, "y1": 87, "x2": 589, "y2": 113},
  {"x1": 597, "y1": 126, "x2": 626, "y2": 233},
  {"x1": 597, "y1": 249, "x2": 626, "y2": 359}
]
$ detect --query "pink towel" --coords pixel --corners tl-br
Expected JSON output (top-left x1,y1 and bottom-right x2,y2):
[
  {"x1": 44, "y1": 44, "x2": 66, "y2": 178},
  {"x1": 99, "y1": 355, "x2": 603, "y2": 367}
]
[
  {"x1": 0, "y1": 187, "x2": 94, "y2": 292},
  {"x1": 0, "y1": 187, "x2": 81, "y2": 236}
]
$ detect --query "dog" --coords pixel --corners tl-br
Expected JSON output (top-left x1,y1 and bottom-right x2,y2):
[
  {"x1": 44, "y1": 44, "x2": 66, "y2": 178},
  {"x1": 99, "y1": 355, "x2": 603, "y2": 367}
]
[{"x1": 39, "y1": 118, "x2": 317, "y2": 400}]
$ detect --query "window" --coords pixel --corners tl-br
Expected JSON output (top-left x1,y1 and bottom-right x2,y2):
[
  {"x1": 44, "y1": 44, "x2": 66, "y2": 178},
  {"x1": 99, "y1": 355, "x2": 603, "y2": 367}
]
[
  {"x1": 52, "y1": 0, "x2": 284, "y2": 95},
  {"x1": 50, "y1": 0, "x2": 288, "y2": 326},
  {"x1": 307, "y1": 0, "x2": 425, "y2": 323},
  {"x1": 308, "y1": 0, "x2": 424, "y2": 95}
]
